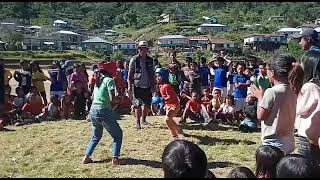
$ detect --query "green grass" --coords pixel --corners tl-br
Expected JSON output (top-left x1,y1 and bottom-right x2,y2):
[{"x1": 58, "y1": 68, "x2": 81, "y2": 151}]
[{"x1": 0, "y1": 115, "x2": 261, "y2": 178}]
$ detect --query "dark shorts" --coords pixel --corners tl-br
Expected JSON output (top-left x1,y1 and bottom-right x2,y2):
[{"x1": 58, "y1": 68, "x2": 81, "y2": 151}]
[{"x1": 133, "y1": 87, "x2": 152, "y2": 107}]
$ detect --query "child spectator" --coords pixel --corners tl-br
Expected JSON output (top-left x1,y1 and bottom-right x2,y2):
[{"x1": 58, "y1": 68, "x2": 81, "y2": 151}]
[
  {"x1": 239, "y1": 94, "x2": 258, "y2": 132},
  {"x1": 47, "y1": 95, "x2": 61, "y2": 121},
  {"x1": 0, "y1": 94, "x2": 16, "y2": 129},
  {"x1": 210, "y1": 56, "x2": 229, "y2": 99},
  {"x1": 199, "y1": 57, "x2": 210, "y2": 92},
  {"x1": 181, "y1": 91, "x2": 213, "y2": 126},
  {"x1": 156, "y1": 71, "x2": 183, "y2": 140},
  {"x1": 227, "y1": 166, "x2": 256, "y2": 178},
  {"x1": 211, "y1": 88, "x2": 223, "y2": 113},
  {"x1": 187, "y1": 62, "x2": 201, "y2": 95},
  {"x1": 61, "y1": 93, "x2": 74, "y2": 120},
  {"x1": 276, "y1": 154, "x2": 318, "y2": 178},
  {"x1": 168, "y1": 63, "x2": 182, "y2": 94},
  {"x1": 30, "y1": 60, "x2": 50, "y2": 105},
  {"x1": 21, "y1": 93, "x2": 45, "y2": 124},
  {"x1": 250, "y1": 54, "x2": 303, "y2": 155},
  {"x1": 227, "y1": 64, "x2": 237, "y2": 95},
  {"x1": 72, "y1": 82, "x2": 88, "y2": 120},
  {"x1": 201, "y1": 87, "x2": 213, "y2": 113},
  {"x1": 13, "y1": 59, "x2": 32, "y2": 94},
  {"x1": 233, "y1": 63, "x2": 251, "y2": 114},
  {"x1": 162, "y1": 139, "x2": 215, "y2": 178},
  {"x1": 69, "y1": 63, "x2": 88, "y2": 94},
  {"x1": 254, "y1": 62, "x2": 272, "y2": 92},
  {"x1": 151, "y1": 91, "x2": 165, "y2": 116},
  {"x1": 13, "y1": 86, "x2": 27, "y2": 112},
  {"x1": 113, "y1": 70, "x2": 126, "y2": 96},
  {"x1": 255, "y1": 145, "x2": 284, "y2": 178},
  {"x1": 216, "y1": 95, "x2": 235, "y2": 124},
  {"x1": 4, "y1": 65, "x2": 12, "y2": 88},
  {"x1": 48, "y1": 61, "x2": 67, "y2": 98}
]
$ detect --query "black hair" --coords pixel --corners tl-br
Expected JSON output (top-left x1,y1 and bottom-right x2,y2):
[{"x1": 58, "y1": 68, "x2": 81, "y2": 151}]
[
  {"x1": 269, "y1": 54, "x2": 304, "y2": 95},
  {"x1": 162, "y1": 140, "x2": 208, "y2": 178},
  {"x1": 227, "y1": 166, "x2": 256, "y2": 178},
  {"x1": 50, "y1": 94, "x2": 59, "y2": 102},
  {"x1": 19, "y1": 59, "x2": 29, "y2": 65},
  {"x1": 300, "y1": 51, "x2": 320, "y2": 86},
  {"x1": 52, "y1": 60, "x2": 61, "y2": 69},
  {"x1": 200, "y1": 57, "x2": 207, "y2": 63},
  {"x1": 30, "y1": 60, "x2": 43, "y2": 73},
  {"x1": 276, "y1": 154, "x2": 318, "y2": 178},
  {"x1": 225, "y1": 95, "x2": 235, "y2": 105},
  {"x1": 186, "y1": 56, "x2": 193, "y2": 62},
  {"x1": 95, "y1": 69, "x2": 112, "y2": 88},
  {"x1": 15, "y1": 86, "x2": 24, "y2": 94},
  {"x1": 237, "y1": 62, "x2": 246, "y2": 69},
  {"x1": 255, "y1": 145, "x2": 284, "y2": 178},
  {"x1": 259, "y1": 62, "x2": 267, "y2": 67}
]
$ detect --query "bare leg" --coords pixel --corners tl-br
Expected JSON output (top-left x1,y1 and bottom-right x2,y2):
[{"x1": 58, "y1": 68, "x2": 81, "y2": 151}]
[
  {"x1": 141, "y1": 105, "x2": 150, "y2": 124},
  {"x1": 135, "y1": 106, "x2": 142, "y2": 129}
]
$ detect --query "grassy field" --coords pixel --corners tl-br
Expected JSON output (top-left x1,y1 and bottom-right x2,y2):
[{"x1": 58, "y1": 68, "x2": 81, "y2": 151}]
[{"x1": 0, "y1": 115, "x2": 261, "y2": 178}]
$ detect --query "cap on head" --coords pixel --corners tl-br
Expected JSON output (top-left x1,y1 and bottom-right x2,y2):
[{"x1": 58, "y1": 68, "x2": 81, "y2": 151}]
[
  {"x1": 294, "y1": 28, "x2": 319, "y2": 42},
  {"x1": 137, "y1": 41, "x2": 148, "y2": 48}
]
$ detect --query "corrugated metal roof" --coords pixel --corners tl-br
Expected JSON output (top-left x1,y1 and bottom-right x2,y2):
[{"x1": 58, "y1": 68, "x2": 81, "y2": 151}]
[
  {"x1": 57, "y1": 30, "x2": 79, "y2": 35},
  {"x1": 199, "y1": 23, "x2": 226, "y2": 27},
  {"x1": 54, "y1": 20, "x2": 67, "y2": 24},
  {"x1": 82, "y1": 36, "x2": 113, "y2": 44},
  {"x1": 158, "y1": 35, "x2": 187, "y2": 39},
  {"x1": 277, "y1": 28, "x2": 301, "y2": 32},
  {"x1": 116, "y1": 38, "x2": 136, "y2": 44}
]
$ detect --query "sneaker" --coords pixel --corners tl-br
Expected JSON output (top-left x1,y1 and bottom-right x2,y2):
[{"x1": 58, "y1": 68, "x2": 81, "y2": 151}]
[
  {"x1": 112, "y1": 157, "x2": 121, "y2": 165},
  {"x1": 15, "y1": 122, "x2": 24, "y2": 126},
  {"x1": 82, "y1": 155, "x2": 93, "y2": 164},
  {"x1": 142, "y1": 120, "x2": 151, "y2": 126}
]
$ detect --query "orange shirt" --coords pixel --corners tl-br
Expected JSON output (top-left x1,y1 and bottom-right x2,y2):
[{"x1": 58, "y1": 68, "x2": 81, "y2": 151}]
[
  {"x1": 186, "y1": 99, "x2": 202, "y2": 113},
  {"x1": 159, "y1": 83, "x2": 179, "y2": 106}
]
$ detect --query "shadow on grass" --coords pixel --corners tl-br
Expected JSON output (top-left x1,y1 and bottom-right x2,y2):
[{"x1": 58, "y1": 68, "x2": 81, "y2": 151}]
[
  {"x1": 183, "y1": 133, "x2": 256, "y2": 146},
  {"x1": 0, "y1": 127, "x2": 16, "y2": 132},
  {"x1": 121, "y1": 158, "x2": 161, "y2": 168},
  {"x1": 92, "y1": 158, "x2": 112, "y2": 163},
  {"x1": 182, "y1": 123, "x2": 239, "y2": 131},
  {"x1": 207, "y1": 161, "x2": 240, "y2": 169}
]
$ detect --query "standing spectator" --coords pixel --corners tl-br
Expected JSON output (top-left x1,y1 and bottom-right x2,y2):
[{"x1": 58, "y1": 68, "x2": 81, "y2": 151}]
[
  {"x1": 187, "y1": 62, "x2": 201, "y2": 95},
  {"x1": 13, "y1": 59, "x2": 32, "y2": 94},
  {"x1": 198, "y1": 57, "x2": 210, "y2": 92},
  {"x1": 210, "y1": 56, "x2": 229, "y2": 99},
  {"x1": 82, "y1": 63, "x2": 122, "y2": 165},
  {"x1": 295, "y1": 55, "x2": 320, "y2": 166},
  {"x1": 296, "y1": 28, "x2": 320, "y2": 86},
  {"x1": 227, "y1": 64, "x2": 237, "y2": 95},
  {"x1": 30, "y1": 61, "x2": 50, "y2": 105},
  {"x1": 128, "y1": 41, "x2": 155, "y2": 129},
  {"x1": 70, "y1": 63, "x2": 89, "y2": 93},
  {"x1": 254, "y1": 62, "x2": 272, "y2": 92},
  {"x1": 233, "y1": 63, "x2": 251, "y2": 114},
  {"x1": 169, "y1": 51, "x2": 182, "y2": 69},
  {"x1": 48, "y1": 61, "x2": 66, "y2": 98},
  {"x1": 250, "y1": 54, "x2": 303, "y2": 155}
]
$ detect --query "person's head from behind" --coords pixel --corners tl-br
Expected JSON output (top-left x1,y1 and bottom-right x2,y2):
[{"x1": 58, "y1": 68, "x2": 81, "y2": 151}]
[
  {"x1": 267, "y1": 54, "x2": 304, "y2": 95},
  {"x1": 203, "y1": 88, "x2": 210, "y2": 97},
  {"x1": 216, "y1": 57, "x2": 225, "y2": 67},
  {"x1": 298, "y1": 28, "x2": 319, "y2": 51},
  {"x1": 162, "y1": 139, "x2": 208, "y2": 178},
  {"x1": 30, "y1": 86, "x2": 38, "y2": 94},
  {"x1": 227, "y1": 166, "x2": 256, "y2": 178},
  {"x1": 80, "y1": 63, "x2": 86, "y2": 73},
  {"x1": 186, "y1": 57, "x2": 193, "y2": 67},
  {"x1": 50, "y1": 95, "x2": 60, "y2": 106},
  {"x1": 200, "y1": 57, "x2": 207, "y2": 65},
  {"x1": 52, "y1": 61, "x2": 61, "y2": 69},
  {"x1": 16, "y1": 86, "x2": 24, "y2": 97},
  {"x1": 30, "y1": 60, "x2": 41, "y2": 72},
  {"x1": 255, "y1": 145, "x2": 284, "y2": 178},
  {"x1": 20, "y1": 59, "x2": 30, "y2": 70},
  {"x1": 259, "y1": 62, "x2": 267, "y2": 76},
  {"x1": 213, "y1": 88, "x2": 222, "y2": 98},
  {"x1": 276, "y1": 154, "x2": 318, "y2": 178},
  {"x1": 191, "y1": 91, "x2": 199, "y2": 101},
  {"x1": 225, "y1": 95, "x2": 234, "y2": 106},
  {"x1": 300, "y1": 52, "x2": 320, "y2": 85},
  {"x1": 74, "y1": 63, "x2": 81, "y2": 73},
  {"x1": 246, "y1": 94, "x2": 256, "y2": 105},
  {"x1": 237, "y1": 63, "x2": 246, "y2": 75}
]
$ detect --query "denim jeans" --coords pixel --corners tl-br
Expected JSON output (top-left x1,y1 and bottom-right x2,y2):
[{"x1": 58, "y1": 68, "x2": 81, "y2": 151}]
[
  {"x1": 85, "y1": 105, "x2": 123, "y2": 157},
  {"x1": 297, "y1": 136, "x2": 320, "y2": 166}
]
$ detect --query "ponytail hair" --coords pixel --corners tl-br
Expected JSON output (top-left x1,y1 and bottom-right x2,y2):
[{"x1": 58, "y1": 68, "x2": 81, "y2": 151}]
[{"x1": 270, "y1": 54, "x2": 304, "y2": 95}]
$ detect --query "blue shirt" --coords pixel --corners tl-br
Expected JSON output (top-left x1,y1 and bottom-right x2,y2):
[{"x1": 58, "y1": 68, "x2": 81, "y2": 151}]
[
  {"x1": 122, "y1": 69, "x2": 129, "y2": 81},
  {"x1": 212, "y1": 65, "x2": 228, "y2": 88},
  {"x1": 233, "y1": 74, "x2": 250, "y2": 98},
  {"x1": 199, "y1": 65, "x2": 210, "y2": 86},
  {"x1": 228, "y1": 72, "x2": 236, "y2": 84},
  {"x1": 49, "y1": 69, "x2": 66, "y2": 92}
]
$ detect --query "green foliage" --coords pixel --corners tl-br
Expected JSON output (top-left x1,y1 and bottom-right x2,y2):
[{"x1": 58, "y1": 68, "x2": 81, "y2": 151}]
[
  {"x1": 194, "y1": 49, "x2": 213, "y2": 63},
  {"x1": 111, "y1": 51, "x2": 125, "y2": 61},
  {"x1": 287, "y1": 40, "x2": 304, "y2": 60}
]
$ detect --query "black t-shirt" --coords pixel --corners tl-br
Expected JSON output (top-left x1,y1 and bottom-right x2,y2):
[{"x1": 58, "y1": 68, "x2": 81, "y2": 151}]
[{"x1": 244, "y1": 102, "x2": 257, "y2": 120}]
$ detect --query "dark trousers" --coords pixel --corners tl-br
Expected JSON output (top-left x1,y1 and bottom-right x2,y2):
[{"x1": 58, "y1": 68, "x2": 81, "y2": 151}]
[{"x1": 73, "y1": 93, "x2": 87, "y2": 119}]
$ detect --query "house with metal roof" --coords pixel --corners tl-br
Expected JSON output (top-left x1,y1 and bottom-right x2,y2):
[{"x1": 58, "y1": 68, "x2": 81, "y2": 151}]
[
  {"x1": 82, "y1": 37, "x2": 113, "y2": 53},
  {"x1": 157, "y1": 35, "x2": 189, "y2": 47},
  {"x1": 196, "y1": 23, "x2": 229, "y2": 33},
  {"x1": 114, "y1": 38, "x2": 137, "y2": 55},
  {"x1": 243, "y1": 34, "x2": 287, "y2": 52},
  {"x1": 189, "y1": 35, "x2": 209, "y2": 49},
  {"x1": 210, "y1": 38, "x2": 238, "y2": 52}
]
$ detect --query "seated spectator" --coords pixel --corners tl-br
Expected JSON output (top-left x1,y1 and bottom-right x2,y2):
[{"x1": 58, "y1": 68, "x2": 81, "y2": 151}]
[
  {"x1": 181, "y1": 91, "x2": 213, "y2": 126},
  {"x1": 227, "y1": 166, "x2": 256, "y2": 178},
  {"x1": 211, "y1": 88, "x2": 222, "y2": 113},
  {"x1": 215, "y1": 95, "x2": 235, "y2": 124},
  {"x1": 201, "y1": 87, "x2": 213, "y2": 113},
  {"x1": 255, "y1": 145, "x2": 284, "y2": 178},
  {"x1": 47, "y1": 95, "x2": 61, "y2": 121},
  {"x1": 13, "y1": 86, "x2": 27, "y2": 113},
  {"x1": 20, "y1": 93, "x2": 45, "y2": 125},
  {"x1": 151, "y1": 91, "x2": 165, "y2": 116},
  {"x1": 239, "y1": 94, "x2": 258, "y2": 132},
  {"x1": 0, "y1": 94, "x2": 16, "y2": 129},
  {"x1": 276, "y1": 154, "x2": 319, "y2": 178},
  {"x1": 60, "y1": 93, "x2": 74, "y2": 120},
  {"x1": 162, "y1": 139, "x2": 215, "y2": 178}
]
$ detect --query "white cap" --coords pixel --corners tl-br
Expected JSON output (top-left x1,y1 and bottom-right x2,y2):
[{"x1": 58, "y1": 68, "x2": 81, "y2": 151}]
[{"x1": 137, "y1": 41, "x2": 148, "y2": 48}]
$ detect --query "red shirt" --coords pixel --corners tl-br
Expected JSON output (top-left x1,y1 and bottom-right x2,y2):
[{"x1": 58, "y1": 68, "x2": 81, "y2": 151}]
[
  {"x1": 22, "y1": 102, "x2": 44, "y2": 116},
  {"x1": 160, "y1": 83, "x2": 179, "y2": 106},
  {"x1": 186, "y1": 99, "x2": 202, "y2": 113}
]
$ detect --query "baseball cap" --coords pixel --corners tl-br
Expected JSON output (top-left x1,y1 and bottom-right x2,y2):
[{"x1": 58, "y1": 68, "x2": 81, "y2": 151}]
[
  {"x1": 292, "y1": 28, "x2": 318, "y2": 42},
  {"x1": 137, "y1": 41, "x2": 148, "y2": 48}
]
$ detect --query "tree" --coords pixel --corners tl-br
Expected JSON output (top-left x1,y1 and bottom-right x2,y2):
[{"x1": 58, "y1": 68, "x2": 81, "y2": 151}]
[
  {"x1": 287, "y1": 40, "x2": 304, "y2": 60},
  {"x1": 111, "y1": 51, "x2": 125, "y2": 61}
]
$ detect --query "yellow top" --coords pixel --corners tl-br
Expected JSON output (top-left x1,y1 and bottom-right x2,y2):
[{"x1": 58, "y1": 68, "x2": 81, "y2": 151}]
[{"x1": 32, "y1": 71, "x2": 49, "y2": 92}]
